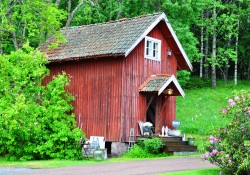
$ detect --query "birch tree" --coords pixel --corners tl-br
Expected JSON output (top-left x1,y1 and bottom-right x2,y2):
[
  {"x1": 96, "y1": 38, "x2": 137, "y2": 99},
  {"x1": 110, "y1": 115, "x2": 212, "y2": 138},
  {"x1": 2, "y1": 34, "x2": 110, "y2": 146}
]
[{"x1": 0, "y1": 0, "x2": 65, "y2": 54}]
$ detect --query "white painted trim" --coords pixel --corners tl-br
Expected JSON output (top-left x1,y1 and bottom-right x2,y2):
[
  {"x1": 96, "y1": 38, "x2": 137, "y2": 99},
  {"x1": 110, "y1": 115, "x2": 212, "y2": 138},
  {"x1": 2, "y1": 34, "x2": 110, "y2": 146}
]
[
  {"x1": 144, "y1": 36, "x2": 161, "y2": 61},
  {"x1": 124, "y1": 13, "x2": 192, "y2": 71},
  {"x1": 125, "y1": 13, "x2": 165, "y2": 57},
  {"x1": 158, "y1": 75, "x2": 185, "y2": 97},
  {"x1": 162, "y1": 14, "x2": 193, "y2": 71}
]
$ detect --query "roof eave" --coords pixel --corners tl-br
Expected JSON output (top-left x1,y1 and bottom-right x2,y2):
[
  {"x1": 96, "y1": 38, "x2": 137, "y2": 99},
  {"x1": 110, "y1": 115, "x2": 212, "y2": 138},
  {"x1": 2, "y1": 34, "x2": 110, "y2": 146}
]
[
  {"x1": 46, "y1": 53, "x2": 125, "y2": 63},
  {"x1": 158, "y1": 75, "x2": 185, "y2": 98},
  {"x1": 163, "y1": 15, "x2": 193, "y2": 71},
  {"x1": 125, "y1": 13, "x2": 193, "y2": 72},
  {"x1": 125, "y1": 13, "x2": 166, "y2": 57}
]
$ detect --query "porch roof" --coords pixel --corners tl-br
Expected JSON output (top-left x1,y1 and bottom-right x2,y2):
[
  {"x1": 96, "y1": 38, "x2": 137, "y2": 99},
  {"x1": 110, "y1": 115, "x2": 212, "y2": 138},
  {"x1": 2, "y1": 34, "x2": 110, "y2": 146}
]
[{"x1": 139, "y1": 74, "x2": 185, "y2": 97}]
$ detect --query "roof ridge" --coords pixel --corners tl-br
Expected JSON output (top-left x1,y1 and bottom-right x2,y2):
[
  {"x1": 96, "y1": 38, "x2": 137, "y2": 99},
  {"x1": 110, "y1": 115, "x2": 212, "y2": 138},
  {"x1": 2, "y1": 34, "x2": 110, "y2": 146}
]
[{"x1": 61, "y1": 12, "x2": 163, "y2": 30}]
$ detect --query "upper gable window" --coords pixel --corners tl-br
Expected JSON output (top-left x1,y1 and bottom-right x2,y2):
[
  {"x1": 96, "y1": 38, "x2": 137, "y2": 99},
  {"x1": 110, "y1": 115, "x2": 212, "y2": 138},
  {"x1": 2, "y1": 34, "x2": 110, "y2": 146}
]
[{"x1": 145, "y1": 36, "x2": 161, "y2": 61}]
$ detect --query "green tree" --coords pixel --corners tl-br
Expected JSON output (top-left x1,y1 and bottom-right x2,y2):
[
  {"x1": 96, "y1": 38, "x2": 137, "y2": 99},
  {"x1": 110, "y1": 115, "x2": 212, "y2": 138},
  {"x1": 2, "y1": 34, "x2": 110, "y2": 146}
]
[
  {"x1": 0, "y1": 45, "x2": 84, "y2": 160},
  {"x1": 0, "y1": 0, "x2": 66, "y2": 54},
  {"x1": 202, "y1": 91, "x2": 250, "y2": 174}
]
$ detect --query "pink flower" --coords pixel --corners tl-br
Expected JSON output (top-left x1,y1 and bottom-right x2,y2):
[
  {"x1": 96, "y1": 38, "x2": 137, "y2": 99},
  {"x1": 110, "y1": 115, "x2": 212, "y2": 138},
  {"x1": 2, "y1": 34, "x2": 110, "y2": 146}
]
[
  {"x1": 214, "y1": 137, "x2": 218, "y2": 143},
  {"x1": 222, "y1": 108, "x2": 227, "y2": 114},
  {"x1": 201, "y1": 152, "x2": 209, "y2": 159},
  {"x1": 228, "y1": 99, "x2": 236, "y2": 106},
  {"x1": 220, "y1": 151, "x2": 224, "y2": 154},
  {"x1": 228, "y1": 159, "x2": 232, "y2": 164},
  {"x1": 230, "y1": 101, "x2": 236, "y2": 106},
  {"x1": 212, "y1": 149, "x2": 218, "y2": 155},
  {"x1": 210, "y1": 135, "x2": 215, "y2": 139},
  {"x1": 235, "y1": 96, "x2": 240, "y2": 101},
  {"x1": 247, "y1": 107, "x2": 250, "y2": 113}
]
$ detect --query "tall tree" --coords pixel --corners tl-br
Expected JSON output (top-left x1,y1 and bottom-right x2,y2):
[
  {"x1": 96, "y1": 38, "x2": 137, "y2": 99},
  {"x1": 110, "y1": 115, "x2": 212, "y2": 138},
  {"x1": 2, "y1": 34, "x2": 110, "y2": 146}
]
[
  {"x1": 211, "y1": 0, "x2": 217, "y2": 89},
  {"x1": 0, "y1": 0, "x2": 66, "y2": 54}
]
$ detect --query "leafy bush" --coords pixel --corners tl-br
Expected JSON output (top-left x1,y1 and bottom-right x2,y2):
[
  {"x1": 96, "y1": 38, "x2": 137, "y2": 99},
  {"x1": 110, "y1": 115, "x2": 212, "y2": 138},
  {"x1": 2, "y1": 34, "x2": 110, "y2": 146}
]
[
  {"x1": 184, "y1": 76, "x2": 211, "y2": 89},
  {"x1": 177, "y1": 70, "x2": 191, "y2": 87},
  {"x1": 0, "y1": 46, "x2": 84, "y2": 160},
  {"x1": 124, "y1": 144, "x2": 167, "y2": 158},
  {"x1": 144, "y1": 137, "x2": 164, "y2": 154},
  {"x1": 202, "y1": 91, "x2": 250, "y2": 175}
]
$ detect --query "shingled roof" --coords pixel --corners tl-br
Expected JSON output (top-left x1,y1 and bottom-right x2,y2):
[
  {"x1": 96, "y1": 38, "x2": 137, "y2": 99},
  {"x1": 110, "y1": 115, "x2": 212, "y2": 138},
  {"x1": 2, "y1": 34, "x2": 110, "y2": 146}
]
[
  {"x1": 139, "y1": 74, "x2": 185, "y2": 97},
  {"x1": 40, "y1": 12, "x2": 192, "y2": 71}
]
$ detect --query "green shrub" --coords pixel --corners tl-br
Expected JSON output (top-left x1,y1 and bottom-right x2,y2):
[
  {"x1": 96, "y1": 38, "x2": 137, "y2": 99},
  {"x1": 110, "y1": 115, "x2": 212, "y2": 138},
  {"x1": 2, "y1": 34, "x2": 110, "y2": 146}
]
[
  {"x1": 202, "y1": 91, "x2": 250, "y2": 175},
  {"x1": 124, "y1": 144, "x2": 167, "y2": 158},
  {"x1": 184, "y1": 77, "x2": 211, "y2": 89},
  {"x1": 0, "y1": 46, "x2": 84, "y2": 160},
  {"x1": 177, "y1": 70, "x2": 191, "y2": 87},
  {"x1": 144, "y1": 137, "x2": 164, "y2": 154}
]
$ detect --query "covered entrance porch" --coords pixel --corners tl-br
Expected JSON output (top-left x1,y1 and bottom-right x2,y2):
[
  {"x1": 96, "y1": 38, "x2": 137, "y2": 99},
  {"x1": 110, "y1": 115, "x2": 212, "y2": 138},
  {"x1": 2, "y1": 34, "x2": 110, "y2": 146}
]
[{"x1": 139, "y1": 74, "x2": 185, "y2": 135}]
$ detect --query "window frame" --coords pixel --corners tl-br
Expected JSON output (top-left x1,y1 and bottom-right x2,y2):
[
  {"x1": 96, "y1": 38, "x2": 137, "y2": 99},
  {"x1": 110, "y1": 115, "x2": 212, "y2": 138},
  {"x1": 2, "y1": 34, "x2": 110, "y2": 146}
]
[{"x1": 144, "y1": 36, "x2": 161, "y2": 61}]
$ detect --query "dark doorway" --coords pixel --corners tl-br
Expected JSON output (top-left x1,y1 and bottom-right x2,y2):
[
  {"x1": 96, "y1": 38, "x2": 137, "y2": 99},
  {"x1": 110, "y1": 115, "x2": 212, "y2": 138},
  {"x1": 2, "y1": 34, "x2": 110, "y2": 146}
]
[{"x1": 146, "y1": 94, "x2": 156, "y2": 133}]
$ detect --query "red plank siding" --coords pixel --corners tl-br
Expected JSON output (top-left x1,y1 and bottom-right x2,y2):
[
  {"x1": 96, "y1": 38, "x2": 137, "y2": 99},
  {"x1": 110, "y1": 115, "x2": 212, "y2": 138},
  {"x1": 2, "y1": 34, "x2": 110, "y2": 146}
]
[{"x1": 44, "y1": 23, "x2": 179, "y2": 142}]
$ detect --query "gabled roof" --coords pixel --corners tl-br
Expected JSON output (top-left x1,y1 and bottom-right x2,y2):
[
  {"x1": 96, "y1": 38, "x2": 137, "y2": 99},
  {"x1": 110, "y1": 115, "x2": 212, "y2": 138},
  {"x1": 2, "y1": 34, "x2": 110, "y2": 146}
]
[
  {"x1": 40, "y1": 13, "x2": 192, "y2": 71},
  {"x1": 139, "y1": 74, "x2": 185, "y2": 97}
]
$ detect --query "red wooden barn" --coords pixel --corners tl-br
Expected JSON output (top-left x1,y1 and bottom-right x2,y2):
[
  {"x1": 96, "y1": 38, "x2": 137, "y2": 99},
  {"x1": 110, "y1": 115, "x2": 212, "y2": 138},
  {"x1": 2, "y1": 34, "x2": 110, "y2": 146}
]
[{"x1": 41, "y1": 13, "x2": 192, "y2": 147}]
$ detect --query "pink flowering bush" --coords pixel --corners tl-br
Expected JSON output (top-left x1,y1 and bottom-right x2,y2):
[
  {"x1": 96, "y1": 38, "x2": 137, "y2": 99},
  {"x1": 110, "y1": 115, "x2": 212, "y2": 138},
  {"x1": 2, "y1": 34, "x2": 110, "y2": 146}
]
[{"x1": 202, "y1": 91, "x2": 250, "y2": 175}]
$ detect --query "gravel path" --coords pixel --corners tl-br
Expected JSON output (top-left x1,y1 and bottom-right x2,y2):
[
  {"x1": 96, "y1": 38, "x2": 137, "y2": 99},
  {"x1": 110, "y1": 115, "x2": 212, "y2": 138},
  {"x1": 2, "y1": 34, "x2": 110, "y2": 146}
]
[
  {"x1": 0, "y1": 167, "x2": 33, "y2": 175},
  {"x1": 1, "y1": 156, "x2": 216, "y2": 175}
]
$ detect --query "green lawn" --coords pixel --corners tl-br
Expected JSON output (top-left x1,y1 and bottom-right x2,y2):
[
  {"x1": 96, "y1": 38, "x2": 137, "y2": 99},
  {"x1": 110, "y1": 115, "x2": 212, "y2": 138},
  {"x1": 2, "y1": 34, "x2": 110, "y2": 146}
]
[
  {"x1": 176, "y1": 80, "x2": 250, "y2": 152},
  {"x1": 0, "y1": 157, "x2": 173, "y2": 168},
  {"x1": 162, "y1": 168, "x2": 220, "y2": 175}
]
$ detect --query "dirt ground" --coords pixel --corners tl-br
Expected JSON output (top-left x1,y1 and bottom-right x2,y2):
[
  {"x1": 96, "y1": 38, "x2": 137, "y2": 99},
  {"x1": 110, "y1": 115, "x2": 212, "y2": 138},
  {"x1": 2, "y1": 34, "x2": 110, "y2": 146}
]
[{"x1": 9, "y1": 156, "x2": 216, "y2": 175}]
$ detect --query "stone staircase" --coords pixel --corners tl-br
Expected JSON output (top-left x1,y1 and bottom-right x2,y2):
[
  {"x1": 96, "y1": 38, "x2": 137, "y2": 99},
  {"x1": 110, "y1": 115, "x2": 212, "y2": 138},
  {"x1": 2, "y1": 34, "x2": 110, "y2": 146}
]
[{"x1": 159, "y1": 136, "x2": 197, "y2": 155}]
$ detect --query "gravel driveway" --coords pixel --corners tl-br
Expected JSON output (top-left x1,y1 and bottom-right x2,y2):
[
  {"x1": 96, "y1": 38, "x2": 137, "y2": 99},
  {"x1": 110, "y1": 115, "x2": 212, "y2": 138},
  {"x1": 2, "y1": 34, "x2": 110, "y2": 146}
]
[{"x1": 1, "y1": 156, "x2": 216, "y2": 175}]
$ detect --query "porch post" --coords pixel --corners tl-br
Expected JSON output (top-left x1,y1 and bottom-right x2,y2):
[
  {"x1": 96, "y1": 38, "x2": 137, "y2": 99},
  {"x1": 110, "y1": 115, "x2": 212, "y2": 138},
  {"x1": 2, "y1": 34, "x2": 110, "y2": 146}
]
[
  {"x1": 155, "y1": 96, "x2": 162, "y2": 135},
  {"x1": 156, "y1": 96, "x2": 169, "y2": 135}
]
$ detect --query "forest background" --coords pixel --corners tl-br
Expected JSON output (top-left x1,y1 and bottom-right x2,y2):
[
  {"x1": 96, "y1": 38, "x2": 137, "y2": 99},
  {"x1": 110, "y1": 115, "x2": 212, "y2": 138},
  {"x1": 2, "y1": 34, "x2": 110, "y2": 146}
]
[
  {"x1": 0, "y1": 0, "x2": 249, "y2": 87},
  {"x1": 0, "y1": 0, "x2": 249, "y2": 162}
]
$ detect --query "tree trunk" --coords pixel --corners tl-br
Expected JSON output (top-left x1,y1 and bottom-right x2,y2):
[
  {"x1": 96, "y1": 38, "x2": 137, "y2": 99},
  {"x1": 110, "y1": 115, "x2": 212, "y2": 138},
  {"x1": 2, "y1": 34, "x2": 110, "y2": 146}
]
[
  {"x1": 65, "y1": 0, "x2": 86, "y2": 27},
  {"x1": 234, "y1": 19, "x2": 239, "y2": 85},
  {"x1": 204, "y1": 10, "x2": 209, "y2": 79},
  {"x1": 55, "y1": 0, "x2": 61, "y2": 6},
  {"x1": 0, "y1": 0, "x2": 2, "y2": 54},
  {"x1": 211, "y1": 0, "x2": 217, "y2": 89},
  {"x1": 223, "y1": 34, "x2": 232, "y2": 82},
  {"x1": 248, "y1": 57, "x2": 250, "y2": 80},
  {"x1": 8, "y1": 3, "x2": 18, "y2": 50},
  {"x1": 200, "y1": 10, "x2": 204, "y2": 78},
  {"x1": 116, "y1": 0, "x2": 122, "y2": 20},
  {"x1": 158, "y1": 0, "x2": 161, "y2": 12}
]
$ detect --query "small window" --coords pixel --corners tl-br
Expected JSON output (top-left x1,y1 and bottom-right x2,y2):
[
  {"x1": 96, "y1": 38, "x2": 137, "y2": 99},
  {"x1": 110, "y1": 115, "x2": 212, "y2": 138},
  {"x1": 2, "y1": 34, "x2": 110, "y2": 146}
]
[{"x1": 145, "y1": 36, "x2": 161, "y2": 61}]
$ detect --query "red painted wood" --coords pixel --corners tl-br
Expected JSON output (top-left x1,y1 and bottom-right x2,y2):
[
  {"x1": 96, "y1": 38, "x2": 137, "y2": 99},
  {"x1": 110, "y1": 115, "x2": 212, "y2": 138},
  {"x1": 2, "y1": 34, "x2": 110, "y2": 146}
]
[{"x1": 44, "y1": 24, "x2": 179, "y2": 142}]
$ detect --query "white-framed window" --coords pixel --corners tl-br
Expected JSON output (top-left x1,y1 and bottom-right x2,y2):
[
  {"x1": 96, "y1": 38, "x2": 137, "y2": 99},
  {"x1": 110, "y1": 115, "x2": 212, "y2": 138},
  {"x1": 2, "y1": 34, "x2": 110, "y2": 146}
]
[{"x1": 144, "y1": 36, "x2": 161, "y2": 61}]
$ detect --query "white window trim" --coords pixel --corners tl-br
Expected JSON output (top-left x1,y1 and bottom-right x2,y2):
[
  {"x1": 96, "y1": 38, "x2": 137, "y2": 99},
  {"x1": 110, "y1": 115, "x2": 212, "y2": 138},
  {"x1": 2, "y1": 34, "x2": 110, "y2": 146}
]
[{"x1": 144, "y1": 36, "x2": 161, "y2": 61}]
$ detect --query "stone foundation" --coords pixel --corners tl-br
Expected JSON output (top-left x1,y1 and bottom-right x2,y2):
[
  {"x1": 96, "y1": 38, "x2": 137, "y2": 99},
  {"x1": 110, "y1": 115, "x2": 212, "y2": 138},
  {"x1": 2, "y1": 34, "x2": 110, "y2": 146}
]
[{"x1": 111, "y1": 142, "x2": 128, "y2": 157}]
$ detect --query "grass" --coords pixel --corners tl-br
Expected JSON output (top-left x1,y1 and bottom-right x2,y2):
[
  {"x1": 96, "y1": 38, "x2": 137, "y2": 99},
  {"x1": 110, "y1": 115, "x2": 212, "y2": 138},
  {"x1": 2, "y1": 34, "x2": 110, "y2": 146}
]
[
  {"x1": 176, "y1": 80, "x2": 250, "y2": 152},
  {"x1": 0, "y1": 156, "x2": 177, "y2": 168},
  {"x1": 161, "y1": 168, "x2": 221, "y2": 175},
  {"x1": 1, "y1": 79, "x2": 248, "y2": 171}
]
